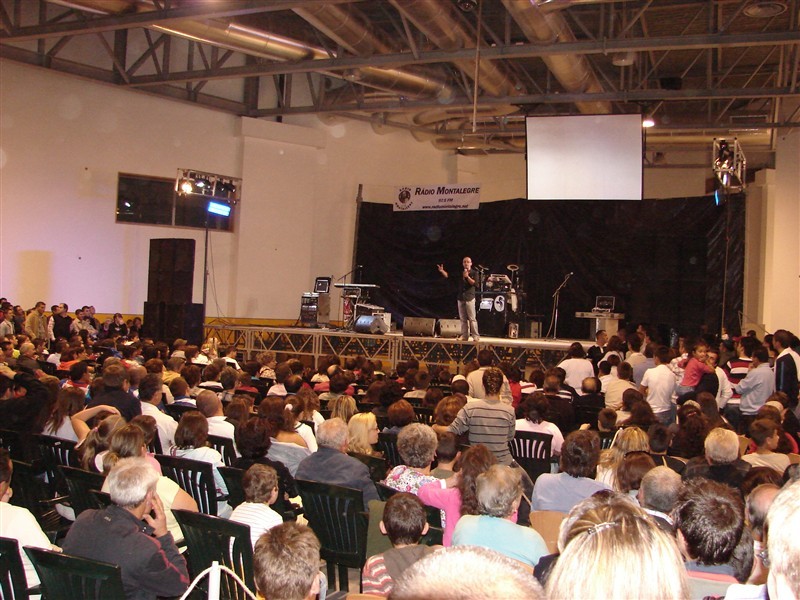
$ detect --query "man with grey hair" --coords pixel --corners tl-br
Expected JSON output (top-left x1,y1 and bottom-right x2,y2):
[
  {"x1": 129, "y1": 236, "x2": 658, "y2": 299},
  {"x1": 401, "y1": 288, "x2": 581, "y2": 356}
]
[
  {"x1": 638, "y1": 465, "x2": 681, "y2": 533},
  {"x1": 682, "y1": 427, "x2": 751, "y2": 489},
  {"x1": 766, "y1": 478, "x2": 800, "y2": 600},
  {"x1": 62, "y1": 458, "x2": 189, "y2": 600},
  {"x1": 295, "y1": 417, "x2": 378, "y2": 508}
]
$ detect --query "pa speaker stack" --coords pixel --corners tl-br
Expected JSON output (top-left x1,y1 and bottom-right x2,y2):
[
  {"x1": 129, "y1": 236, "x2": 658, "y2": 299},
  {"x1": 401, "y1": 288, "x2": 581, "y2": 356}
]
[
  {"x1": 402, "y1": 317, "x2": 436, "y2": 337},
  {"x1": 354, "y1": 315, "x2": 390, "y2": 334},
  {"x1": 437, "y1": 319, "x2": 461, "y2": 338}
]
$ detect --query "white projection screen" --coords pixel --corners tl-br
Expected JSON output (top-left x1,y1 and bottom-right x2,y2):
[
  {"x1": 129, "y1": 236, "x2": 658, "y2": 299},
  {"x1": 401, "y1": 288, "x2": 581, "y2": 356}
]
[{"x1": 526, "y1": 114, "x2": 643, "y2": 200}]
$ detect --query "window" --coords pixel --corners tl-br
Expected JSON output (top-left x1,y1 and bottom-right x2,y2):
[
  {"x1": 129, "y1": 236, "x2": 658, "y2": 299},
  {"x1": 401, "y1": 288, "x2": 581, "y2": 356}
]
[{"x1": 116, "y1": 173, "x2": 234, "y2": 232}]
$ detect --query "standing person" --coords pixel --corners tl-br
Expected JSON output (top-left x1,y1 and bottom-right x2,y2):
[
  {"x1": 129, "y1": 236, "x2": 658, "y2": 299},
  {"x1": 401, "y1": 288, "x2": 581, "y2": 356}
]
[
  {"x1": 24, "y1": 301, "x2": 48, "y2": 340},
  {"x1": 437, "y1": 257, "x2": 479, "y2": 342},
  {"x1": 772, "y1": 329, "x2": 800, "y2": 409}
]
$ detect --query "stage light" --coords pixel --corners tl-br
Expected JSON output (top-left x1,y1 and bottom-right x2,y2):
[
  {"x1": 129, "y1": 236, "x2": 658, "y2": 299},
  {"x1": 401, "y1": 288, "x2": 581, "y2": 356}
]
[
  {"x1": 179, "y1": 179, "x2": 193, "y2": 194},
  {"x1": 712, "y1": 138, "x2": 746, "y2": 192},
  {"x1": 176, "y1": 168, "x2": 242, "y2": 202},
  {"x1": 642, "y1": 116, "x2": 655, "y2": 128}
]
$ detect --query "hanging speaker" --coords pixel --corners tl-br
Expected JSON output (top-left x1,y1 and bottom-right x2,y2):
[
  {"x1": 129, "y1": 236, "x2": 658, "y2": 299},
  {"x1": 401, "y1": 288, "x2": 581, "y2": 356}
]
[
  {"x1": 403, "y1": 317, "x2": 436, "y2": 337},
  {"x1": 437, "y1": 319, "x2": 461, "y2": 338},
  {"x1": 354, "y1": 315, "x2": 389, "y2": 334}
]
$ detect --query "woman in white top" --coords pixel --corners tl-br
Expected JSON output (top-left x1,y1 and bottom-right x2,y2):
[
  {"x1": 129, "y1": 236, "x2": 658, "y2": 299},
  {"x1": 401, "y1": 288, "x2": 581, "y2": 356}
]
[
  {"x1": 43, "y1": 387, "x2": 100, "y2": 442},
  {"x1": 514, "y1": 392, "x2": 564, "y2": 455},
  {"x1": 170, "y1": 411, "x2": 231, "y2": 517},
  {"x1": 558, "y1": 342, "x2": 596, "y2": 390}
]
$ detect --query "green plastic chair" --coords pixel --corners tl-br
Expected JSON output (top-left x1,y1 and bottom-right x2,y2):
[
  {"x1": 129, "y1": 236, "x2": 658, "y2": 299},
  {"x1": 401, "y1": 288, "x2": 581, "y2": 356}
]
[
  {"x1": 172, "y1": 509, "x2": 254, "y2": 600},
  {"x1": 348, "y1": 452, "x2": 388, "y2": 483},
  {"x1": 58, "y1": 466, "x2": 106, "y2": 517},
  {"x1": 296, "y1": 480, "x2": 367, "y2": 593},
  {"x1": 23, "y1": 546, "x2": 126, "y2": 600},
  {"x1": 155, "y1": 454, "x2": 219, "y2": 516},
  {"x1": 9, "y1": 460, "x2": 70, "y2": 542},
  {"x1": 508, "y1": 431, "x2": 553, "y2": 485},
  {"x1": 207, "y1": 435, "x2": 237, "y2": 467}
]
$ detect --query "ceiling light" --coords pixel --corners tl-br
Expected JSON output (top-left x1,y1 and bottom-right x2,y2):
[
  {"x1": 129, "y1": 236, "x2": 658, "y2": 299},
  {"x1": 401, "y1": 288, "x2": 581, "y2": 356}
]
[
  {"x1": 642, "y1": 116, "x2": 655, "y2": 128},
  {"x1": 179, "y1": 179, "x2": 193, "y2": 194},
  {"x1": 743, "y1": 0, "x2": 787, "y2": 18},
  {"x1": 457, "y1": 0, "x2": 478, "y2": 11}
]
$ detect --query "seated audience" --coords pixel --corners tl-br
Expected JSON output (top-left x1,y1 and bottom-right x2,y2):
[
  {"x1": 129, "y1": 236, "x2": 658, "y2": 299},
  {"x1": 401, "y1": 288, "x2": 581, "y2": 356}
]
[
  {"x1": 669, "y1": 404, "x2": 709, "y2": 459},
  {"x1": 62, "y1": 457, "x2": 190, "y2": 600},
  {"x1": 391, "y1": 545, "x2": 544, "y2": 599},
  {"x1": 87, "y1": 363, "x2": 141, "y2": 421},
  {"x1": 361, "y1": 493, "x2": 440, "y2": 596},
  {"x1": 682, "y1": 427, "x2": 752, "y2": 490},
  {"x1": 765, "y1": 478, "x2": 800, "y2": 600},
  {"x1": 604, "y1": 361, "x2": 637, "y2": 411},
  {"x1": 75, "y1": 412, "x2": 126, "y2": 472},
  {"x1": 741, "y1": 418, "x2": 791, "y2": 474},
  {"x1": 419, "y1": 444, "x2": 496, "y2": 546},
  {"x1": 515, "y1": 392, "x2": 564, "y2": 455},
  {"x1": 230, "y1": 464, "x2": 283, "y2": 548},
  {"x1": 383, "y1": 399, "x2": 416, "y2": 434},
  {"x1": 452, "y1": 465, "x2": 547, "y2": 569},
  {"x1": 295, "y1": 418, "x2": 378, "y2": 508},
  {"x1": 327, "y1": 393, "x2": 357, "y2": 423},
  {"x1": 253, "y1": 522, "x2": 322, "y2": 600},
  {"x1": 617, "y1": 450, "x2": 656, "y2": 498},
  {"x1": 44, "y1": 386, "x2": 96, "y2": 441},
  {"x1": 347, "y1": 411, "x2": 381, "y2": 457},
  {"x1": 674, "y1": 477, "x2": 745, "y2": 598},
  {"x1": 595, "y1": 426, "x2": 650, "y2": 491},
  {"x1": 532, "y1": 430, "x2": 610, "y2": 513},
  {"x1": 138, "y1": 373, "x2": 177, "y2": 450},
  {"x1": 383, "y1": 423, "x2": 440, "y2": 496},
  {"x1": 638, "y1": 465, "x2": 682, "y2": 533},
  {"x1": 647, "y1": 423, "x2": 686, "y2": 474},
  {"x1": 257, "y1": 396, "x2": 308, "y2": 448},
  {"x1": 546, "y1": 492, "x2": 689, "y2": 599},
  {"x1": 431, "y1": 432, "x2": 459, "y2": 479}
]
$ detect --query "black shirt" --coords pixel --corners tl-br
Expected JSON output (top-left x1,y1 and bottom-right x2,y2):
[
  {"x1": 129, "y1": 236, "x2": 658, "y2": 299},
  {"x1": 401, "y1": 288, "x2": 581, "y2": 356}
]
[{"x1": 457, "y1": 268, "x2": 478, "y2": 302}]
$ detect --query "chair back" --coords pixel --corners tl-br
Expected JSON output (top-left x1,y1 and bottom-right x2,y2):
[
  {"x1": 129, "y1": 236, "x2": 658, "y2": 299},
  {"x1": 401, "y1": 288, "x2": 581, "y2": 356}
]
[
  {"x1": 58, "y1": 466, "x2": 106, "y2": 517},
  {"x1": 296, "y1": 480, "x2": 367, "y2": 592},
  {"x1": 207, "y1": 435, "x2": 236, "y2": 467},
  {"x1": 31, "y1": 435, "x2": 78, "y2": 496},
  {"x1": 376, "y1": 433, "x2": 401, "y2": 468},
  {"x1": 375, "y1": 483, "x2": 442, "y2": 529},
  {"x1": 0, "y1": 429, "x2": 26, "y2": 462},
  {"x1": 414, "y1": 406, "x2": 434, "y2": 426},
  {"x1": 598, "y1": 430, "x2": 616, "y2": 450},
  {"x1": 146, "y1": 434, "x2": 163, "y2": 456},
  {"x1": 164, "y1": 404, "x2": 195, "y2": 422},
  {"x1": 0, "y1": 536, "x2": 29, "y2": 600},
  {"x1": 24, "y1": 546, "x2": 125, "y2": 600},
  {"x1": 508, "y1": 431, "x2": 552, "y2": 484},
  {"x1": 218, "y1": 466, "x2": 245, "y2": 509},
  {"x1": 348, "y1": 452, "x2": 388, "y2": 483},
  {"x1": 575, "y1": 404, "x2": 602, "y2": 427},
  {"x1": 172, "y1": 509, "x2": 254, "y2": 600},
  {"x1": 9, "y1": 460, "x2": 68, "y2": 538},
  {"x1": 90, "y1": 490, "x2": 113, "y2": 509},
  {"x1": 155, "y1": 454, "x2": 219, "y2": 516},
  {"x1": 529, "y1": 510, "x2": 566, "y2": 555}
]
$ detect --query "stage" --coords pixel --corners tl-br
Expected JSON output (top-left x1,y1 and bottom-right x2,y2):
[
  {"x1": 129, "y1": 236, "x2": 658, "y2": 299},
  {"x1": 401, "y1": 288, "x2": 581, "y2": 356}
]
[{"x1": 204, "y1": 323, "x2": 589, "y2": 373}]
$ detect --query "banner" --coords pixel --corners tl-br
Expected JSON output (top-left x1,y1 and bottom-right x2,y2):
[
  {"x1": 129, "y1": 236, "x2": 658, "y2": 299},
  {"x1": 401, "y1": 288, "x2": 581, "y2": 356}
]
[{"x1": 394, "y1": 184, "x2": 481, "y2": 211}]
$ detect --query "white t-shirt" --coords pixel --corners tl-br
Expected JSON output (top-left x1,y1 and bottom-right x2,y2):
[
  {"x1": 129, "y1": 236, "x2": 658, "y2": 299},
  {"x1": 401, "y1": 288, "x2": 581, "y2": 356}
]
[
  {"x1": 641, "y1": 364, "x2": 677, "y2": 414},
  {"x1": 43, "y1": 418, "x2": 79, "y2": 443},
  {"x1": 230, "y1": 502, "x2": 282, "y2": 548},
  {"x1": 514, "y1": 419, "x2": 564, "y2": 454},
  {"x1": 557, "y1": 358, "x2": 595, "y2": 390},
  {"x1": 741, "y1": 452, "x2": 790, "y2": 475},
  {"x1": 0, "y1": 502, "x2": 53, "y2": 587}
]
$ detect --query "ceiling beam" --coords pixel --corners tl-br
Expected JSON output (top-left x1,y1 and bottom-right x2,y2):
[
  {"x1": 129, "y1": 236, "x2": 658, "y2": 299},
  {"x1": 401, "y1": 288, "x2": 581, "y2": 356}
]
[
  {"x1": 122, "y1": 29, "x2": 800, "y2": 87},
  {"x1": 0, "y1": 0, "x2": 361, "y2": 42}
]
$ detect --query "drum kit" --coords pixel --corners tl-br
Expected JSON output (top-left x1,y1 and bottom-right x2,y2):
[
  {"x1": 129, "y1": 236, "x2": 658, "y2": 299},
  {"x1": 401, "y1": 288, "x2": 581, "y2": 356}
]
[{"x1": 479, "y1": 263, "x2": 521, "y2": 313}]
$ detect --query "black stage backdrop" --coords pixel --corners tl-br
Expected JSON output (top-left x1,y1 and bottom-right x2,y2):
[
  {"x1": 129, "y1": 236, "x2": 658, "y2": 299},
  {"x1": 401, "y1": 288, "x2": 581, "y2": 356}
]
[{"x1": 354, "y1": 195, "x2": 745, "y2": 340}]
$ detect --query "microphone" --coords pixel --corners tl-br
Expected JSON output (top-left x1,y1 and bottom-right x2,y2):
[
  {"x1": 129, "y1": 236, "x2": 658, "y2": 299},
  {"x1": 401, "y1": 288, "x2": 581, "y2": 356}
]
[{"x1": 568, "y1": 271, "x2": 574, "y2": 275}]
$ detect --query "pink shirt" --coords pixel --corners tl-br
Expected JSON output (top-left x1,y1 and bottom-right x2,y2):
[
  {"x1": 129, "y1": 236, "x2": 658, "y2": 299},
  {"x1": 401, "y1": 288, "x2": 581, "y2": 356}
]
[
  {"x1": 681, "y1": 357, "x2": 712, "y2": 387},
  {"x1": 417, "y1": 482, "x2": 459, "y2": 546}
]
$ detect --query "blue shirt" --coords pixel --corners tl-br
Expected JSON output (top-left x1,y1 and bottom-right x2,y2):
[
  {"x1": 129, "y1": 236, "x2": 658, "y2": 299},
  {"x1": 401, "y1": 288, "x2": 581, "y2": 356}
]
[
  {"x1": 733, "y1": 364, "x2": 775, "y2": 415},
  {"x1": 452, "y1": 515, "x2": 548, "y2": 568}
]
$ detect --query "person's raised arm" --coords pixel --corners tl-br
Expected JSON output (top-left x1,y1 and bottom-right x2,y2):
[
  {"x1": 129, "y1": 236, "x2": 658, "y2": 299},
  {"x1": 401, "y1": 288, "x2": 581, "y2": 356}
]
[{"x1": 437, "y1": 264, "x2": 448, "y2": 278}]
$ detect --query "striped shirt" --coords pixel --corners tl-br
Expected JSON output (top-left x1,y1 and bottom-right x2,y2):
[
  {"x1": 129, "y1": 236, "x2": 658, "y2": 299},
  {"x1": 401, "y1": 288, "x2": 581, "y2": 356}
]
[
  {"x1": 724, "y1": 357, "x2": 752, "y2": 401},
  {"x1": 229, "y1": 502, "x2": 282, "y2": 548},
  {"x1": 448, "y1": 399, "x2": 515, "y2": 465}
]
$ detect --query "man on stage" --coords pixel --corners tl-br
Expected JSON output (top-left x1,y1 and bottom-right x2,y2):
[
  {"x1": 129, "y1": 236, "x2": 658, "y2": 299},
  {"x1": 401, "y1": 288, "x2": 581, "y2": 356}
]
[{"x1": 437, "y1": 257, "x2": 480, "y2": 342}]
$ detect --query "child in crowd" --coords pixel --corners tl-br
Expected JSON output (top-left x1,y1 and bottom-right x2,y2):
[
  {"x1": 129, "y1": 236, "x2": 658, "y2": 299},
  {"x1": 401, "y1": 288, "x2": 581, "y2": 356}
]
[
  {"x1": 229, "y1": 464, "x2": 283, "y2": 548},
  {"x1": 431, "y1": 433, "x2": 460, "y2": 479},
  {"x1": 361, "y1": 493, "x2": 439, "y2": 597}
]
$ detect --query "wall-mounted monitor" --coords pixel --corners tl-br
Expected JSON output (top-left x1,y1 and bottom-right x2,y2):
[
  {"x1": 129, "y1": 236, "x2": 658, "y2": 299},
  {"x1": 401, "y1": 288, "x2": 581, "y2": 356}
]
[{"x1": 526, "y1": 114, "x2": 643, "y2": 201}]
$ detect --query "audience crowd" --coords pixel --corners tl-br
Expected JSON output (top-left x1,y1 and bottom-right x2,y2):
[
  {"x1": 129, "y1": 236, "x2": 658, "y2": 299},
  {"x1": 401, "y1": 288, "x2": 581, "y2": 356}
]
[{"x1": 1, "y1": 297, "x2": 799, "y2": 599}]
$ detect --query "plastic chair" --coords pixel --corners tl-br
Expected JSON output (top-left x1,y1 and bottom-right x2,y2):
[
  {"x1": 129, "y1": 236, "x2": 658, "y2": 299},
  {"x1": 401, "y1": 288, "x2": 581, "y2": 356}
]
[
  {"x1": 413, "y1": 406, "x2": 434, "y2": 426},
  {"x1": 155, "y1": 454, "x2": 220, "y2": 516},
  {"x1": 9, "y1": 460, "x2": 70, "y2": 541},
  {"x1": 375, "y1": 483, "x2": 443, "y2": 529},
  {"x1": 0, "y1": 536, "x2": 33, "y2": 600},
  {"x1": 348, "y1": 452, "x2": 388, "y2": 483},
  {"x1": 146, "y1": 435, "x2": 163, "y2": 455},
  {"x1": 207, "y1": 435, "x2": 237, "y2": 467},
  {"x1": 31, "y1": 435, "x2": 78, "y2": 497},
  {"x1": 58, "y1": 466, "x2": 106, "y2": 517},
  {"x1": 529, "y1": 510, "x2": 566, "y2": 555},
  {"x1": 164, "y1": 404, "x2": 195, "y2": 422},
  {"x1": 218, "y1": 466, "x2": 246, "y2": 509},
  {"x1": 599, "y1": 430, "x2": 616, "y2": 450},
  {"x1": 376, "y1": 433, "x2": 401, "y2": 468},
  {"x1": 508, "y1": 431, "x2": 552, "y2": 485},
  {"x1": 296, "y1": 480, "x2": 367, "y2": 593},
  {"x1": 23, "y1": 546, "x2": 126, "y2": 600},
  {"x1": 172, "y1": 509, "x2": 254, "y2": 600}
]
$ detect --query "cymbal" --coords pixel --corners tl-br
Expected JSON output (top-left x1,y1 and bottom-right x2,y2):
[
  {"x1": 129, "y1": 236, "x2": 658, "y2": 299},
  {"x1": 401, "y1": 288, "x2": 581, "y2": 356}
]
[{"x1": 507, "y1": 264, "x2": 519, "y2": 272}]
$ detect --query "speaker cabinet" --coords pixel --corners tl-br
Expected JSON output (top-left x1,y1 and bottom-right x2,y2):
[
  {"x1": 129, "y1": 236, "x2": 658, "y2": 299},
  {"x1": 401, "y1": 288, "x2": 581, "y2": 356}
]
[
  {"x1": 437, "y1": 319, "x2": 461, "y2": 339},
  {"x1": 143, "y1": 301, "x2": 204, "y2": 345},
  {"x1": 317, "y1": 294, "x2": 331, "y2": 325},
  {"x1": 477, "y1": 293, "x2": 509, "y2": 338},
  {"x1": 403, "y1": 317, "x2": 436, "y2": 337},
  {"x1": 147, "y1": 239, "x2": 195, "y2": 304},
  {"x1": 354, "y1": 315, "x2": 389, "y2": 334}
]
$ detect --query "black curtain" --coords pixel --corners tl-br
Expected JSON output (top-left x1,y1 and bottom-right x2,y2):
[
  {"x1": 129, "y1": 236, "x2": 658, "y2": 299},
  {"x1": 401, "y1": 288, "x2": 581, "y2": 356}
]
[{"x1": 355, "y1": 195, "x2": 744, "y2": 341}]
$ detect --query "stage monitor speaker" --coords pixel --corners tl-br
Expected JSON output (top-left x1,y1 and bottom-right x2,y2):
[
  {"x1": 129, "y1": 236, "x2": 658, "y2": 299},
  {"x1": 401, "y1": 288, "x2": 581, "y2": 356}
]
[
  {"x1": 403, "y1": 317, "x2": 436, "y2": 337},
  {"x1": 528, "y1": 321, "x2": 541, "y2": 339},
  {"x1": 354, "y1": 315, "x2": 389, "y2": 335},
  {"x1": 147, "y1": 238, "x2": 195, "y2": 304},
  {"x1": 438, "y1": 319, "x2": 461, "y2": 339}
]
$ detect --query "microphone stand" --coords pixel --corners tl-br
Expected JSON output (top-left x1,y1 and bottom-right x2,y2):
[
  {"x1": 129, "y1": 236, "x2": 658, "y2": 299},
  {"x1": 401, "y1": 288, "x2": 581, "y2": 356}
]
[{"x1": 551, "y1": 272, "x2": 573, "y2": 339}]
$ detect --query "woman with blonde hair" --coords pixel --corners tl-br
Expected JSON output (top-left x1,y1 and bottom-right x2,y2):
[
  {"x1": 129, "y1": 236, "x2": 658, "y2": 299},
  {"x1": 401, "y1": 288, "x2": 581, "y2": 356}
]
[
  {"x1": 75, "y1": 413, "x2": 126, "y2": 472},
  {"x1": 546, "y1": 492, "x2": 689, "y2": 600},
  {"x1": 347, "y1": 412, "x2": 381, "y2": 456},
  {"x1": 327, "y1": 394, "x2": 357, "y2": 424},
  {"x1": 595, "y1": 426, "x2": 649, "y2": 491}
]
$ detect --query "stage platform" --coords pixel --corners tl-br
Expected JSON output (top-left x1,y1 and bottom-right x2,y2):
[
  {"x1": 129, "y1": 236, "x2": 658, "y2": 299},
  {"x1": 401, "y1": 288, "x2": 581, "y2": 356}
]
[{"x1": 205, "y1": 324, "x2": 589, "y2": 373}]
